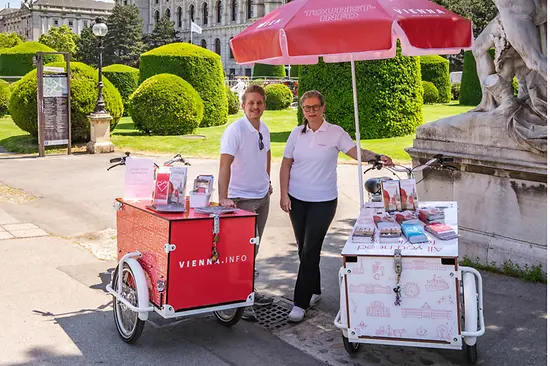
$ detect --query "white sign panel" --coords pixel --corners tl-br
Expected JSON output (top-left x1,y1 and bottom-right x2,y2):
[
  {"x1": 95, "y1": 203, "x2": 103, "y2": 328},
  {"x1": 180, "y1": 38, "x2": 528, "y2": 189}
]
[{"x1": 345, "y1": 256, "x2": 460, "y2": 344}]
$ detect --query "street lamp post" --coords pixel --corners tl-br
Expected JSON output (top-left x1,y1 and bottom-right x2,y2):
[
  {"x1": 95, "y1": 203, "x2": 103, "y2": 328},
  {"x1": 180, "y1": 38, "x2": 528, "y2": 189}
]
[
  {"x1": 86, "y1": 17, "x2": 115, "y2": 154},
  {"x1": 92, "y1": 18, "x2": 108, "y2": 114}
]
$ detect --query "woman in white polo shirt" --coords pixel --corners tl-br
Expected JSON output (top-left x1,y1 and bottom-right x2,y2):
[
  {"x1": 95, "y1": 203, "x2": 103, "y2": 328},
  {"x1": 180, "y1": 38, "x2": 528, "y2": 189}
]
[{"x1": 280, "y1": 90, "x2": 394, "y2": 322}]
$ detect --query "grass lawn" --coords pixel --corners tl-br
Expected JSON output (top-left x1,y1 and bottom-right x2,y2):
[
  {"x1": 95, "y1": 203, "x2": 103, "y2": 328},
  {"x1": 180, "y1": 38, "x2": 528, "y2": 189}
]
[{"x1": 0, "y1": 102, "x2": 472, "y2": 162}]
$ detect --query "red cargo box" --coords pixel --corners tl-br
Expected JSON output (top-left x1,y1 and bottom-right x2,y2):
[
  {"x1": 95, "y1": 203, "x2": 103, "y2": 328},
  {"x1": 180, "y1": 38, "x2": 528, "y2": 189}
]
[{"x1": 116, "y1": 199, "x2": 256, "y2": 312}]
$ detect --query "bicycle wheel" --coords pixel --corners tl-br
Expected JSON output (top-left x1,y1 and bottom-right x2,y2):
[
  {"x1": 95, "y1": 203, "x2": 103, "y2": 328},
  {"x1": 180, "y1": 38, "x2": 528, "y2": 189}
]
[
  {"x1": 342, "y1": 334, "x2": 360, "y2": 355},
  {"x1": 112, "y1": 264, "x2": 145, "y2": 343},
  {"x1": 213, "y1": 307, "x2": 245, "y2": 327}
]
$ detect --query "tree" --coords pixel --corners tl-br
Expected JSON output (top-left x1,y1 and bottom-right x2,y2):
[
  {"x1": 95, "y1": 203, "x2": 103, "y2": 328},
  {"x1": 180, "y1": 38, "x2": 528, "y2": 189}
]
[
  {"x1": 145, "y1": 16, "x2": 178, "y2": 50},
  {"x1": 0, "y1": 32, "x2": 24, "y2": 49},
  {"x1": 38, "y1": 25, "x2": 79, "y2": 56},
  {"x1": 431, "y1": 0, "x2": 498, "y2": 71},
  {"x1": 104, "y1": 4, "x2": 146, "y2": 67},
  {"x1": 75, "y1": 26, "x2": 98, "y2": 67}
]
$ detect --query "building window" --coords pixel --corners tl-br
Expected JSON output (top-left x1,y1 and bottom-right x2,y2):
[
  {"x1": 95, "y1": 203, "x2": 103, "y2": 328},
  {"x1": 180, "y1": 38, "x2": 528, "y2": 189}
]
[
  {"x1": 245, "y1": 68, "x2": 252, "y2": 77},
  {"x1": 215, "y1": 38, "x2": 221, "y2": 55},
  {"x1": 247, "y1": 0, "x2": 253, "y2": 19},
  {"x1": 68, "y1": 20, "x2": 73, "y2": 26},
  {"x1": 201, "y1": 39, "x2": 207, "y2": 48},
  {"x1": 155, "y1": 10, "x2": 160, "y2": 23},
  {"x1": 83, "y1": 21, "x2": 88, "y2": 27},
  {"x1": 216, "y1": 1, "x2": 222, "y2": 23},
  {"x1": 231, "y1": 0, "x2": 237, "y2": 21},
  {"x1": 165, "y1": 8, "x2": 170, "y2": 19},
  {"x1": 229, "y1": 37, "x2": 234, "y2": 59},
  {"x1": 123, "y1": 0, "x2": 128, "y2": 5},
  {"x1": 54, "y1": 19, "x2": 59, "y2": 26},
  {"x1": 177, "y1": 7, "x2": 182, "y2": 27},
  {"x1": 202, "y1": 2, "x2": 208, "y2": 25},
  {"x1": 155, "y1": 0, "x2": 159, "y2": 4},
  {"x1": 189, "y1": 4, "x2": 195, "y2": 22}
]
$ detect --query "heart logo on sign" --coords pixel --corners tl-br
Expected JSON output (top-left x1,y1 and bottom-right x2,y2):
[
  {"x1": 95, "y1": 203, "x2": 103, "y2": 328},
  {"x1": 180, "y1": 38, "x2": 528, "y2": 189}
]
[{"x1": 157, "y1": 180, "x2": 169, "y2": 192}]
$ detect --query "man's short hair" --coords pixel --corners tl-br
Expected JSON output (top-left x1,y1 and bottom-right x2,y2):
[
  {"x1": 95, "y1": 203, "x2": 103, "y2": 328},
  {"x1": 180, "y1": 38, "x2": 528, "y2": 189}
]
[{"x1": 242, "y1": 84, "x2": 266, "y2": 104}]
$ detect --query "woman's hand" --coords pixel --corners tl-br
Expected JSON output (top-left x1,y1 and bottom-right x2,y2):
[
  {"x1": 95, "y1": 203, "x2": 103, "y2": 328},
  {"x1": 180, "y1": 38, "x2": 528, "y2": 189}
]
[
  {"x1": 280, "y1": 195, "x2": 292, "y2": 213},
  {"x1": 380, "y1": 155, "x2": 394, "y2": 167}
]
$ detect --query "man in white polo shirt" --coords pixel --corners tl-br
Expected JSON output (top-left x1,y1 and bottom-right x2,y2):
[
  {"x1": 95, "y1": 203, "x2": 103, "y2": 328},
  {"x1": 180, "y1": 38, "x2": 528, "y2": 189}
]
[{"x1": 219, "y1": 84, "x2": 273, "y2": 320}]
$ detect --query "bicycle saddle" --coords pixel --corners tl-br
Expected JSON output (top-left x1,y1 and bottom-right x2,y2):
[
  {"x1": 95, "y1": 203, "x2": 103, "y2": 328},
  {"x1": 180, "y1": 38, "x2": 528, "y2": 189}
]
[{"x1": 364, "y1": 177, "x2": 393, "y2": 194}]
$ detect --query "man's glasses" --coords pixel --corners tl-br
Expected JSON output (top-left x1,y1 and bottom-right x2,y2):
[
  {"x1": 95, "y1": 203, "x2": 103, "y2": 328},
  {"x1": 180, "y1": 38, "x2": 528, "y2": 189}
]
[
  {"x1": 258, "y1": 131, "x2": 264, "y2": 150},
  {"x1": 302, "y1": 104, "x2": 322, "y2": 112}
]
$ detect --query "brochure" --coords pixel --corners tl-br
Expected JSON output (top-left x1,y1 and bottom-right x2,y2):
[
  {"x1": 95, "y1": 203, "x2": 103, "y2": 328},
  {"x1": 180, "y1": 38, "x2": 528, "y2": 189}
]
[
  {"x1": 123, "y1": 157, "x2": 155, "y2": 201},
  {"x1": 168, "y1": 166, "x2": 188, "y2": 205},
  {"x1": 153, "y1": 166, "x2": 171, "y2": 205},
  {"x1": 399, "y1": 179, "x2": 419, "y2": 211},
  {"x1": 381, "y1": 180, "x2": 401, "y2": 212}
]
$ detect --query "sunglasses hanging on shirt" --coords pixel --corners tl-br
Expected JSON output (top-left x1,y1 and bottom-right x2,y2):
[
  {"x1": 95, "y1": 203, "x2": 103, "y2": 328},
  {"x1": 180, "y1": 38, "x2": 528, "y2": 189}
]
[{"x1": 258, "y1": 131, "x2": 264, "y2": 150}]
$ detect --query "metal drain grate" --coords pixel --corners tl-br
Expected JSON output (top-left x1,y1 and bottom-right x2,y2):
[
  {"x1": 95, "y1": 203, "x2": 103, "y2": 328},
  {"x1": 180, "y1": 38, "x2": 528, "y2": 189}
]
[{"x1": 254, "y1": 297, "x2": 318, "y2": 332}]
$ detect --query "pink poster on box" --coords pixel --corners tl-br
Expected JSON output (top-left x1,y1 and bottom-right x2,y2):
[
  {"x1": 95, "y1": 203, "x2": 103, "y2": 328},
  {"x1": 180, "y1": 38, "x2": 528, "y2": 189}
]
[{"x1": 154, "y1": 167, "x2": 171, "y2": 205}]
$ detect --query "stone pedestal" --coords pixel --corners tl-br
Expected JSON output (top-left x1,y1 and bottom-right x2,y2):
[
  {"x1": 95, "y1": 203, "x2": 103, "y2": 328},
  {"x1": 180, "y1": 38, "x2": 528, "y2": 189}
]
[
  {"x1": 86, "y1": 112, "x2": 115, "y2": 154},
  {"x1": 407, "y1": 107, "x2": 547, "y2": 271}
]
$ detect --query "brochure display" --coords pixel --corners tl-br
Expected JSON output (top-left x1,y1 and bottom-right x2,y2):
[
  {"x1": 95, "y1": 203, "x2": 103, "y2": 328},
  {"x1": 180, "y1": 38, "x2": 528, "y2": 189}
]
[{"x1": 341, "y1": 201, "x2": 461, "y2": 346}]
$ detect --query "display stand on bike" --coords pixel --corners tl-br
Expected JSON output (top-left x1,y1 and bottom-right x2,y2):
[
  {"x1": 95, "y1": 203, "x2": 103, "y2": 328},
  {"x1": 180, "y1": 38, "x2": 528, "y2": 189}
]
[
  {"x1": 105, "y1": 153, "x2": 258, "y2": 343},
  {"x1": 334, "y1": 155, "x2": 485, "y2": 364}
]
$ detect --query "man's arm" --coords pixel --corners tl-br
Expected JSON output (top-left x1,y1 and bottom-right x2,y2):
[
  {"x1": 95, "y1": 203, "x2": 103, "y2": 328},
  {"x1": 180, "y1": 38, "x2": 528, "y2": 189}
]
[
  {"x1": 267, "y1": 149, "x2": 272, "y2": 194},
  {"x1": 218, "y1": 153, "x2": 235, "y2": 207}
]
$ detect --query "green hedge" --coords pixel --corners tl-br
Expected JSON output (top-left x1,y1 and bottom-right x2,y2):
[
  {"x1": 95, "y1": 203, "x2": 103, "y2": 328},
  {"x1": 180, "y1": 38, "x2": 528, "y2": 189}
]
[
  {"x1": 139, "y1": 43, "x2": 227, "y2": 127},
  {"x1": 0, "y1": 42, "x2": 63, "y2": 77},
  {"x1": 265, "y1": 83, "x2": 293, "y2": 110},
  {"x1": 422, "y1": 81, "x2": 439, "y2": 104},
  {"x1": 459, "y1": 50, "x2": 491, "y2": 106},
  {"x1": 298, "y1": 50, "x2": 423, "y2": 139},
  {"x1": 9, "y1": 62, "x2": 123, "y2": 142},
  {"x1": 420, "y1": 55, "x2": 450, "y2": 103},
  {"x1": 253, "y1": 63, "x2": 286, "y2": 79},
  {"x1": 226, "y1": 86, "x2": 240, "y2": 115},
  {"x1": 290, "y1": 65, "x2": 300, "y2": 78},
  {"x1": 129, "y1": 74, "x2": 203, "y2": 135},
  {"x1": 0, "y1": 79, "x2": 10, "y2": 117},
  {"x1": 103, "y1": 64, "x2": 139, "y2": 117}
]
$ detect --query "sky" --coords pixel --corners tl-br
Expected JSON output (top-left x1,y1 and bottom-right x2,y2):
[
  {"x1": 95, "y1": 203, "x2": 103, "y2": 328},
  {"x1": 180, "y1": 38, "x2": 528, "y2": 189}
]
[
  {"x1": 0, "y1": 0, "x2": 20, "y2": 8},
  {"x1": 0, "y1": 0, "x2": 115, "y2": 9}
]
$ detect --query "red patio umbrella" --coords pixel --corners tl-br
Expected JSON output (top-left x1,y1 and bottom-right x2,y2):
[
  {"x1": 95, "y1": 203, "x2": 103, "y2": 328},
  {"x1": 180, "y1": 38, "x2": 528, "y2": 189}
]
[{"x1": 230, "y1": 0, "x2": 473, "y2": 206}]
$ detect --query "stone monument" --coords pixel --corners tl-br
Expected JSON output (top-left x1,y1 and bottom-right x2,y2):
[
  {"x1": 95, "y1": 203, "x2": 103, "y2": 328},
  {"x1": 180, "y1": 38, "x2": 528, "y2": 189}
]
[{"x1": 407, "y1": 0, "x2": 547, "y2": 270}]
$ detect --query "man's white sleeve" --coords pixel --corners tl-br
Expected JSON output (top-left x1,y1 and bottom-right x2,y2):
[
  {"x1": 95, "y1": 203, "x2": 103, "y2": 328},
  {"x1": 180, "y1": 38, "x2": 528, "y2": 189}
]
[{"x1": 220, "y1": 126, "x2": 239, "y2": 156}]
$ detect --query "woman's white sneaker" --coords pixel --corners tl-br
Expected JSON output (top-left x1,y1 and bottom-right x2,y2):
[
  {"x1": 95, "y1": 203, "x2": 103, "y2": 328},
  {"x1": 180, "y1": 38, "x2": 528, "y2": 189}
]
[
  {"x1": 310, "y1": 294, "x2": 321, "y2": 307},
  {"x1": 288, "y1": 306, "x2": 306, "y2": 322}
]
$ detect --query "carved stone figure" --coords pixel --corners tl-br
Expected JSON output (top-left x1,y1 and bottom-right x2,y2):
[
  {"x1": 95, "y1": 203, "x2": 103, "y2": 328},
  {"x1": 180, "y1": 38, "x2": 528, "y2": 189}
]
[{"x1": 472, "y1": 0, "x2": 547, "y2": 154}]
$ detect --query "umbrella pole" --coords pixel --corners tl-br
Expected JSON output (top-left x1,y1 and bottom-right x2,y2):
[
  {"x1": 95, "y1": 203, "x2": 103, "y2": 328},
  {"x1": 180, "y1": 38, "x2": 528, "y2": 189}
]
[{"x1": 350, "y1": 55, "x2": 364, "y2": 209}]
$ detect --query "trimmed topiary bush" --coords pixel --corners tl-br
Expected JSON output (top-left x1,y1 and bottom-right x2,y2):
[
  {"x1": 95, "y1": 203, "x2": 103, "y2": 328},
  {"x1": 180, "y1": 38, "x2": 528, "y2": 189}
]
[
  {"x1": 0, "y1": 42, "x2": 63, "y2": 77},
  {"x1": 422, "y1": 81, "x2": 439, "y2": 104},
  {"x1": 265, "y1": 83, "x2": 293, "y2": 110},
  {"x1": 0, "y1": 79, "x2": 11, "y2": 117},
  {"x1": 459, "y1": 50, "x2": 495, "y2": 106},
  {"x1": 139, "y1": 43, "x2": 227, "y2": 127},
  {"x1": 252, "y1": 63, "x2": 286, "y2": 79},
  {"x1": 290, "y1": 65, "x2": 300, "y2": 78},
  {"x1": 129, "y1": 73, "x2": 204, "y2": 135},
  {"x1": 420, "y1": 55, "x2": 451, "y2": 103},
  {"x1": 9, "y1": 62, "x2": 123, "y2": 142},
  {"x1": 226, "y1": 86, "x2": 240, "y2": 115},
  {"x1": 298, "y1": 47, "x2": 423, "y2": 139},
  {"x1": 103, "y1": 64, "x2": 139, "y2": 116}
]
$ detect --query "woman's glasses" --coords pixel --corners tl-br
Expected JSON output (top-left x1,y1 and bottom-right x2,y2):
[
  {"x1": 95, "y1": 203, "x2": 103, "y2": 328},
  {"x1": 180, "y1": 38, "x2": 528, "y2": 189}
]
[
  {"x1": 258, "y1": 132, "x2": 264, "y2": 150},
  {"x1": 302, "y1": 104, "x2": 322, "y2": 112}
]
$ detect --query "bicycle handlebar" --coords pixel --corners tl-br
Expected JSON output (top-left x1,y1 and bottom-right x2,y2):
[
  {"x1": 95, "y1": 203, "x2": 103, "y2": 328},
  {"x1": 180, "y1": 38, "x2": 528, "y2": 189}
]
[
  {"x1": 107, "y1": 152, "x2": 190, "y2": 171},
  {"x1": 364, "y1": 154, "x2": 457, "y2": 179}
]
